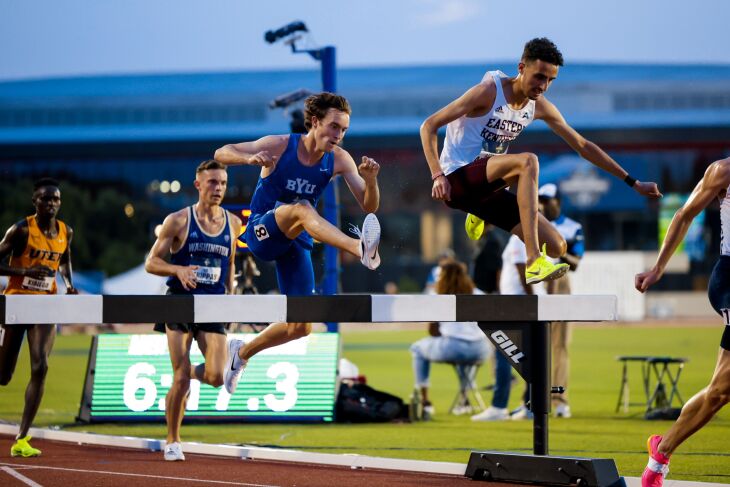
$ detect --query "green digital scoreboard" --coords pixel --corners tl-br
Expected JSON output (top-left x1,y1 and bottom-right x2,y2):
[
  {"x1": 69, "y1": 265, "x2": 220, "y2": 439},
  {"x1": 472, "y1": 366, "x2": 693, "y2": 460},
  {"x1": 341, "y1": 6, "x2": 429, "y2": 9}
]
[{"x1": 78, "y1": 333, "x2": 340, "y2": 423}]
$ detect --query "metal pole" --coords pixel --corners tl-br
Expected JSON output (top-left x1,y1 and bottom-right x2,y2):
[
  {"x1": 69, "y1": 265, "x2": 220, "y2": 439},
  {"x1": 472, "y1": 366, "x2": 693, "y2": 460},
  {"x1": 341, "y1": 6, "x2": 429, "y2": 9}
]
[
  {"x1": 320, "y1": 47, "x2": 336, "y2": 93},
  {"x1": 320, "y1": 46, "x2": 340, "y2": 333},
  {"x1": 530, "y1": 321, "x2": 551, "y2": 455}
]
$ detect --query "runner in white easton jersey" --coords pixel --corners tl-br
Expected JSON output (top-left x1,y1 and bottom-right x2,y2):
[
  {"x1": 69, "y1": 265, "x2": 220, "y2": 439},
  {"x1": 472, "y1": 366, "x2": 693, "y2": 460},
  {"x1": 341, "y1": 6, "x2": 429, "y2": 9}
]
[{"x1": 420, "y1": 37, "x2": 662, "y2": 285}]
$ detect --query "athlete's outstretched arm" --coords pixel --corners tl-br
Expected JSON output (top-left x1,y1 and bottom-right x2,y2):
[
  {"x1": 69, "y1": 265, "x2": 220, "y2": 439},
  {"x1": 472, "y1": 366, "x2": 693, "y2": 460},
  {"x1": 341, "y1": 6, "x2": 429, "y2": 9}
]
[
  {"x1": 636, "y1": 159, "x2": 730, "y2": 292},
  {"x1": 145, "y1": 211, "x2": 198, "y2": 291},
  {"x1": 214, "y1": 135, "x2": 288, "y2": 168},
  {"x1": 58, "y1": 226, "x2": 78, "y2": 294},
  {"x1": 538, "y1": 99, "x2": 662, "y2": 198},
  {"x1": 420, "y1": 82, "x2": 495, "y2": 201},
  {"x1": 338, "y1": 151, "x2": 380, "y2": 213}
]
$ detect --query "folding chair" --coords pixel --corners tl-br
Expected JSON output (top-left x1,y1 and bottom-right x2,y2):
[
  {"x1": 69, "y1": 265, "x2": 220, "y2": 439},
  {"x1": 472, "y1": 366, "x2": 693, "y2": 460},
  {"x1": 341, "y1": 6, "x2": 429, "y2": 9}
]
[
  {"x1": 448, "y1": 361, "x2": 487, "y2": 415},
  {"x1": 616, "y1": 355, "x2": 687, "y2": 415},
  {"x1": 615, "y1": 355, "x2": 652, "y2": 413},
  {"x1": 646, "y1": 356, "x2": 687, "y2": 411}
]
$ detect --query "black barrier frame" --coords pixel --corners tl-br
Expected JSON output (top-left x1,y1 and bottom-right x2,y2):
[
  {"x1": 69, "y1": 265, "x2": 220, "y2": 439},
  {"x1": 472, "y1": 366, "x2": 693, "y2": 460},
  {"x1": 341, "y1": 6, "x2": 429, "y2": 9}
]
[
  {"x1": 478, "y1": 321, "x2": 551, "y2": 455},
  {"x1": 472, "y1": 321, "x2": 624, "y2": 487}
]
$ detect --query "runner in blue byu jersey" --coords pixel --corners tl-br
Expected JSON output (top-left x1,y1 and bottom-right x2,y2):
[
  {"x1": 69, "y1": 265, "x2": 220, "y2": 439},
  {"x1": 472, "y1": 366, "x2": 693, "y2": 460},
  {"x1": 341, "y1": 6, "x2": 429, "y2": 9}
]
[
  {"x1": 420, "y1": 37, "x2": 661, "y2": 285},
  {"x1": 214, "y1": 92, "x2": 382, "y2": 394},
  {"x1": 145, "y1": 160, "x2": 242, "y2": 461}
]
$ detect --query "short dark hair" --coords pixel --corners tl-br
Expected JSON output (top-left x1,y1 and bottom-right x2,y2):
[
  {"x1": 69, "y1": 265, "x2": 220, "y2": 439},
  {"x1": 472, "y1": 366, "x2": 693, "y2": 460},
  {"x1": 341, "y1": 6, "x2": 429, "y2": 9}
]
[
  {"x1": 33, "y1": 177, "x2": 60, "y2": 191},
  {"x1": 522, "y1": 38, "x2": 564, "y2": 67},
  {"x1": 196, "y1": 159, "x2": 227, "y2": 173},
  {"x1": 303, "y1": 92, "x2": 351, "y2": 131}
]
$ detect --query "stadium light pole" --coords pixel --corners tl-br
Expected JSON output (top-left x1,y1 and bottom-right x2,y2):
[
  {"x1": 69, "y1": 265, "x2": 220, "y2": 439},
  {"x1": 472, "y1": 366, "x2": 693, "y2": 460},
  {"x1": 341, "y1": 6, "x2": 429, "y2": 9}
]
[{"x1": 265, "y1": 21, "x2": 340, "y2": 332}]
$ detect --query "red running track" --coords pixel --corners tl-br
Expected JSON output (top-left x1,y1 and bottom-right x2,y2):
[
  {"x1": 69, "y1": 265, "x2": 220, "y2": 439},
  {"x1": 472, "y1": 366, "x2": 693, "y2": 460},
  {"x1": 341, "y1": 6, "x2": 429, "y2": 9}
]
[{"x1": 0, "y1": 435, "x2": 524, "y2": 487}]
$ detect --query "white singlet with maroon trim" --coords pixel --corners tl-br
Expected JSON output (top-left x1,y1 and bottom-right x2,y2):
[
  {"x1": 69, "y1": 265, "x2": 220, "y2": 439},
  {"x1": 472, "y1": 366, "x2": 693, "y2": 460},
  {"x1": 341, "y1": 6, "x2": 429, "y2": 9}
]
[
  {"x1": 721, "y1": 183, "x2": 730, "y2": 256},
  {"x1": 439, "y1": 70, "x2": 536, "y2": 176}
]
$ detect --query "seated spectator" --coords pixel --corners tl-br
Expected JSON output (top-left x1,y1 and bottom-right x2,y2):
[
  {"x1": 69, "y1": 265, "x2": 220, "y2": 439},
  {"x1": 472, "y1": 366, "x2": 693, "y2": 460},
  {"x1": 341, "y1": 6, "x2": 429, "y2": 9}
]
[
  {"x1": 411, "y1": 258, "x2": 493, "y2": 419},
  {"x1": 423, "y1": 248, "x2": 455, "y2": 293}
]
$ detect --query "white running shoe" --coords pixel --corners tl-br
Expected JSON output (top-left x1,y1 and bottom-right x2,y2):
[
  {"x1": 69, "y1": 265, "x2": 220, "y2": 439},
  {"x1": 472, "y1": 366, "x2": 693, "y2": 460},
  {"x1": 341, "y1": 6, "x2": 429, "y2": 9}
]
[
  {"x1": 349, "y1": 213, "x2": 381, "y2": 270},
  {"x1": 451, "y1": 404, "x2": 473, "y2": 416},
  {"x1": 164, "y1": 442, "x2": 185, "y2": 461},
  {"x1": 554, "y1": 404, "x2": 572, "y2": 418},
  {"x1": 470, "y1": 406, "x2": 509, "y2": 421},
  {"x1": 224, "y1": 339, "x2": 247, "y2": 395},
  {"x1": 510, "y1": 405, "x2": 534, "y2": 420}
]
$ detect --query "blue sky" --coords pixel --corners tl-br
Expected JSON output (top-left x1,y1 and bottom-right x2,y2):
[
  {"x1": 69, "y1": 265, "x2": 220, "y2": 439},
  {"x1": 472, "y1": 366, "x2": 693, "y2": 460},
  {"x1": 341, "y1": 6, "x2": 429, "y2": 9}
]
[{"x1": 2, "y1": 0, "x2": 729, "y2": 81}]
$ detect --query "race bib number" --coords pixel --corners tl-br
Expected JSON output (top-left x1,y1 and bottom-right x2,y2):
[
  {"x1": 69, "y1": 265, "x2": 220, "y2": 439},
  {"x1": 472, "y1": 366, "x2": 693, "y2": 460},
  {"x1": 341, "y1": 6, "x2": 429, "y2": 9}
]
[
  {"x1": 190, "y1": 256, "x2": 222, "y2": 285},
  {"x1": 482, "y1": 139, "x2": 510, "y2": 155},
  {"x1": 21, "y1": 276, "x2": 54, "y2": 291},
  {"x1": 254, "y1": 224, "x2": 270, "y2": 242},
  {"x1": 721, "y1": 309, "x2": 730, "y2": 326},
  {"x1": 194, "y1": 266, "x2": 222, "y2": 285}
]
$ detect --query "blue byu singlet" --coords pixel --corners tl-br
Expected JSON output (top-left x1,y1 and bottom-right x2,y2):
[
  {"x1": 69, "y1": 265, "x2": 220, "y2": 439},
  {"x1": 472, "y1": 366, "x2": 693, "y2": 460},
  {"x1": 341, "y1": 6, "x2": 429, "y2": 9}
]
[
  {"x1": 167, "y1": 205, "x2": 233, "y2": 294},
  {"x1": 248, "y1": 133, "x2": 335, "y2": 249}
]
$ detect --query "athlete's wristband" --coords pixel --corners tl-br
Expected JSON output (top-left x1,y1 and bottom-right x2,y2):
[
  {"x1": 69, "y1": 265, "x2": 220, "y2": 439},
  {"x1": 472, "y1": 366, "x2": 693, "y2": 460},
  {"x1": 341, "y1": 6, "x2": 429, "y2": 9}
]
[
  {"x1": 624, "y1": 175, "x2": 637, "y2": 187},
  {"x1": 431, "y1": 171, "x2": 445, "y2": 181}
]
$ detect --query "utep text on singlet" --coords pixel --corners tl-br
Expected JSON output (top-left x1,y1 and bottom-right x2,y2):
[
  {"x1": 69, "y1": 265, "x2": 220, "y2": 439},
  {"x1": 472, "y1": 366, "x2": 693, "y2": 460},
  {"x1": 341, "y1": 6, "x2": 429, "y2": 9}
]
[
  {"x1": 5, "y1": 216, "x2": 68, "y2": 295},
  {"x1": 248, "y1": 133, "x2": 335, "y2": 249},
  {"x1": 167, "y1": 206, "x2": 233, "y2": 294},
  {"x1": 440, "y1": 70, "x2": 536, "y2": 176}
]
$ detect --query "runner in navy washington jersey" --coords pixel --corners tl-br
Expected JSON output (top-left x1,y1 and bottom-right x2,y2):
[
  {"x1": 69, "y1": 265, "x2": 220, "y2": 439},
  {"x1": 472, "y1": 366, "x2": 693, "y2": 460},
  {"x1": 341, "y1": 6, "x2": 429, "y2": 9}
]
[
  {"x1": 420, "y1": 37, "x2": 661, "y2": 286},
  {"x1": 636, "y1": 157, "x2": 730, "y2": 487},
  {"x1": 165, "y1": 205, "x2": 233, "y2": 295},
  {"x1": 215, "y1": 92, "x2": 382, "y2": 395},
  {"x1": 145, "y1": 160, "x2": 242, "y2": 462}
]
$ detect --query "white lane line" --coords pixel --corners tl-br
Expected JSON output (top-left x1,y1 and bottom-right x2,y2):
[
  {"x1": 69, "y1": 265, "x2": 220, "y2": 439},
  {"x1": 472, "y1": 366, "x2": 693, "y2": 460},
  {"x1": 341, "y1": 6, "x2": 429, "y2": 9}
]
[
  {"x1": 1, "y1": 466, "x2": 44, "y2": 487},
  {"x1": 0, "y1": 463, "x2": 277, "y2": 487}
]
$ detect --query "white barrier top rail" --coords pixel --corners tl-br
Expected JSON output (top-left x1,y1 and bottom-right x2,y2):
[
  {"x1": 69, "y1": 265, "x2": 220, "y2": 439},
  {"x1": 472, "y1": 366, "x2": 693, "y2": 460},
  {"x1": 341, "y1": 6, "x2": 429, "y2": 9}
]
[{"x1": 0, "y1": 294, "x2": 617, "y2": 325}]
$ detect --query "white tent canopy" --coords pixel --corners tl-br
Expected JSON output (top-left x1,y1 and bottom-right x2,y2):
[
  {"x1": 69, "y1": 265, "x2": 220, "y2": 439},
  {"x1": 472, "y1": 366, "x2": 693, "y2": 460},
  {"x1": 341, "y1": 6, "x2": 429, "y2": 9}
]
[{"x1": 102, "y1": 264, "x2": 167, "y2": 295}]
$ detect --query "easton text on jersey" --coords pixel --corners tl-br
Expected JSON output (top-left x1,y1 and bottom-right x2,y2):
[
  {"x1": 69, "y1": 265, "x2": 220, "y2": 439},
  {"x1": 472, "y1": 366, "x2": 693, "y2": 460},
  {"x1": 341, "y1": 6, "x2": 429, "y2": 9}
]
[{"x1": 484, "y1": 118, "x2": 525, "y2": 133}]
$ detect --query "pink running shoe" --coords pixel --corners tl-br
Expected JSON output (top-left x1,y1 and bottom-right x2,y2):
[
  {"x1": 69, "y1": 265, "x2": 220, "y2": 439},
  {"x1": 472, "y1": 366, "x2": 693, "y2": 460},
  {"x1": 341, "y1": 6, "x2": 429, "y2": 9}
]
[{"x1": 641, "y1": 435, "x2": 670, "y2": 487}]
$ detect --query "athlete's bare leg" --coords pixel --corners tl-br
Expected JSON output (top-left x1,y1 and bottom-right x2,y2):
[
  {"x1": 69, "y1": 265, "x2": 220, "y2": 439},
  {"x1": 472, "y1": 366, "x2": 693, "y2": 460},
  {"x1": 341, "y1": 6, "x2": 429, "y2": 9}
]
[
  {"x1": 238, "y1": 323, "x2": 311, "y2": 361},
  {"x1": 510, "y1": 211, "x2": 567, "y2": 259},
  {"x1": 164, "y1": 329, "x2": 194, "y2": 444},
  {"x1": 485, "y1": 152, "x2": 543, "y2": 264},
  {"x1": 656, "y1": 348, "x2": 730, "y2": 456},
  {"x1": 192, "y1": 331, "x2": 226, "y2": 388},
  {"x1": 18, "y1": 324, "x2": 55, "y2": 438},
  {"x1": 274, "y1": 201, "x2": 361, "y2": 257}
]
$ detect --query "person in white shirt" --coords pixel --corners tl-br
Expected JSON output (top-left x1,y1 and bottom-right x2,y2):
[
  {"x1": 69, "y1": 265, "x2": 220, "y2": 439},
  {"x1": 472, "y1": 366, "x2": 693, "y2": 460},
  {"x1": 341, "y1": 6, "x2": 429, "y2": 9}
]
[
  {"x1": 539, "y1": 183, "x2": 584, "y2": 419},
  {"x1": 410, "y1": 259, "x2": 493, "y2": 419},
  {"x1": 472, "y1": 235, "x2": 544, "y2": 421}
]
